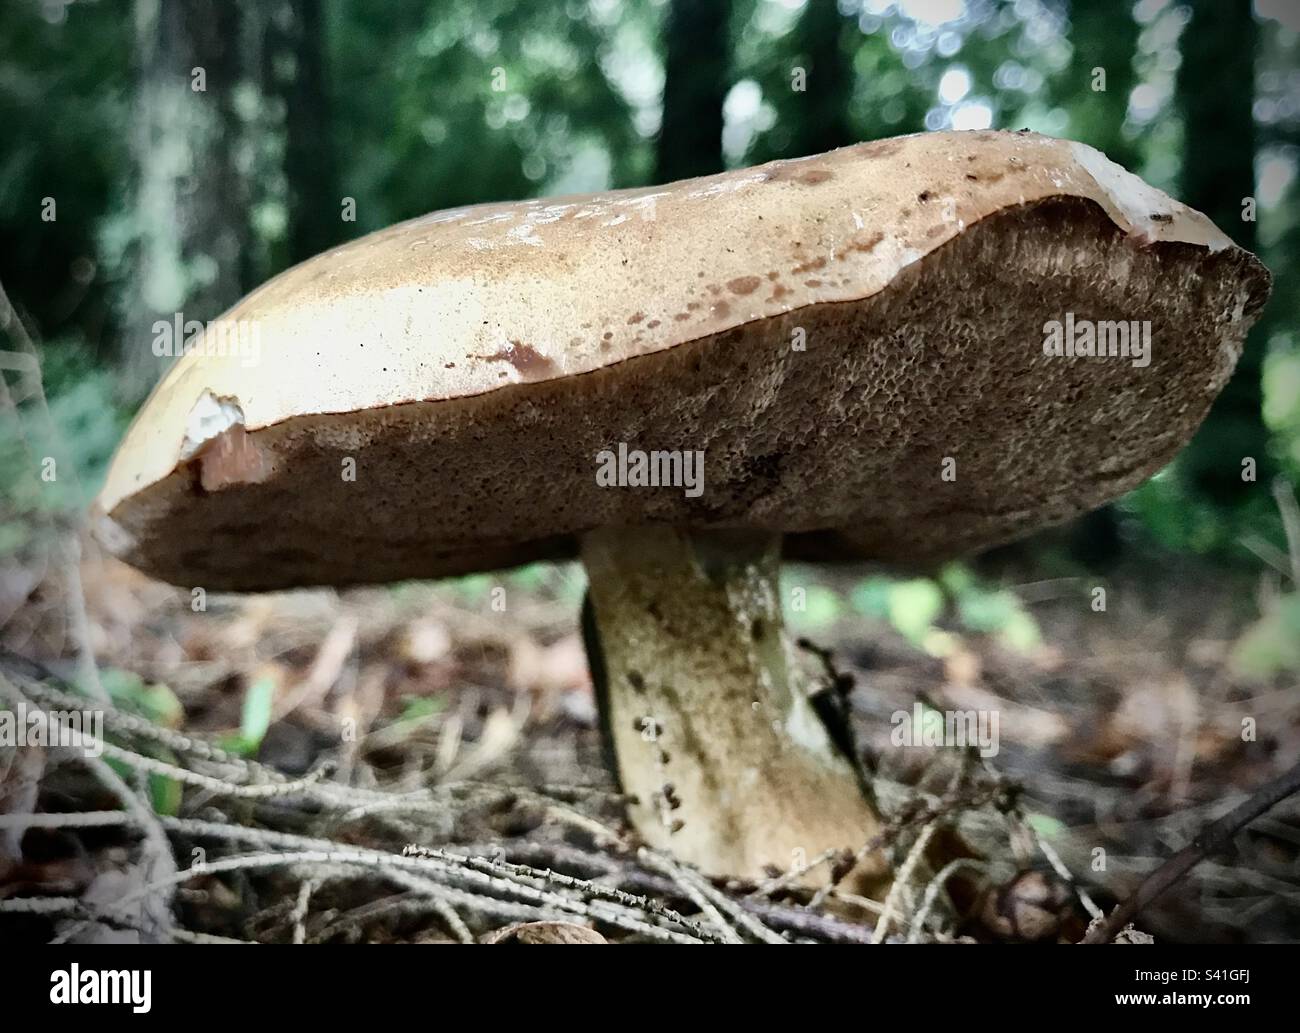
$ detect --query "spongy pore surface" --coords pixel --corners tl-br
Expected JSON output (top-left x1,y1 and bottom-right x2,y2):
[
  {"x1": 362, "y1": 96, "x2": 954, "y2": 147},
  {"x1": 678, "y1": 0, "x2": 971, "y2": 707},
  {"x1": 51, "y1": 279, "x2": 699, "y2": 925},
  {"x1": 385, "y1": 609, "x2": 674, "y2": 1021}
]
[{"x1": 95, "y1": 130, "x2": 1269, "y2": 590}]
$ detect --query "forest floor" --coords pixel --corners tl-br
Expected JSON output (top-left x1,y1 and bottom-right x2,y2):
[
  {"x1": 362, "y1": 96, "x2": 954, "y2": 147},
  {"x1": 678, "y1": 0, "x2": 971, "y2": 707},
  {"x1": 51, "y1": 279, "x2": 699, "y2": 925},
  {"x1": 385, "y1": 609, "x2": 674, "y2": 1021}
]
[{"x1": 1, "y1": 534, "x2": 1297, "y2": 944}]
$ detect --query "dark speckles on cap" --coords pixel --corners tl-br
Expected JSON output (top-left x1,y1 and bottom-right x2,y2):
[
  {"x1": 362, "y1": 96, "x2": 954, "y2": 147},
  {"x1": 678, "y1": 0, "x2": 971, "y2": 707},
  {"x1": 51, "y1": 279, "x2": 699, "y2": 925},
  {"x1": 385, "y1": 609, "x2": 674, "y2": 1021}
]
[
  {"x1": 859, "y1": 136, "x2": 905, "y2": 159},
  {"x1": 765, "y1": 164, "x2": 834, "y2": 186},
  {"x1": 727, "y1": 275, "x2": 763, "y2": 295},
  {"x1": 850, "y1": 232, "x2": 885, "y2": 255},
  {"x1": 796, "y1": 168, "x2": 833, "y2": 185},
  {"x1": 476, "y1": 340, "x2": 556, "y2": 380}
]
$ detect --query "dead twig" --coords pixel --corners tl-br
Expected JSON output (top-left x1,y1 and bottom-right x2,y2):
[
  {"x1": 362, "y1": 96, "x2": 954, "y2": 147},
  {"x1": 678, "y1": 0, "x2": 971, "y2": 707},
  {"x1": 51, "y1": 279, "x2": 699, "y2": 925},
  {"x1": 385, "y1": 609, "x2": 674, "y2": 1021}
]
[
  {"x1": 747, "y1": 846, "x2": 842, "y2": 899},
  {"x1": 1083, "y1": 756, "x2": 1300, "y2": 943},
  {"x1": 642, "y1": 850, "x2": 786, "y2": 944},
  {"x1": 638, "y1": 849, "x2": 745, "y2": 944},
  {"x1": 412, "y1": 844, "x2": 715, "y2": 942},
  {"x1": 872, "y1": 822, "x2": 938, "y2": 943},
  {"x1": 908, "y1": 858, "x2": 988, "y2": 943},
  {"x1": 290, "y1": 879, "x2": 316, "y2": 944}
]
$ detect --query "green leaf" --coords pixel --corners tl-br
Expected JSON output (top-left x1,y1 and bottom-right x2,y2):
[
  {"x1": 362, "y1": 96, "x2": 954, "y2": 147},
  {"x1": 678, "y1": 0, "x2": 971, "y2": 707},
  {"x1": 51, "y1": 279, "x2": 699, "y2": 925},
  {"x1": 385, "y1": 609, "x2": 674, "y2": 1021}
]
[
  {"x1": 938, "y1": 562, "x2": 975, "y2": 596},
  {"x1": 238, "y1": 674, "x2": 277, "y2": 752},
  {"x1": 104, "y1": 750, "x2": 181, "y2": 817},
  {"x1": 887, "y1": 579, "x2": 944, "y2": 646},
  {"x1": 1025, "y1": 812, "x2": 1066, "y2": 839},
  {"x1": 998, "y1": 610, "x2": 1043, "y2": 653},
  {"x1": 1230, "y1": 593, "x2": 1300, "y2": 679},
  {"x1": 507, "y1": 563, "x2": 547, "y2": 591},
  {"x1": 786, "y1": 584, "x2": 842, "y2": 632},
  {"x1": 149, "y1": 770, "x2": 183, "y2": 816},
  {"x1": 398, "y1": 696, "x2": 444, "y2": 722},
  {"x1": 848, "y1": 576, "x2": 893, "y2": 619},
  {"x1": 99, "y1": 669, "x2": 182, "y2": 727}
]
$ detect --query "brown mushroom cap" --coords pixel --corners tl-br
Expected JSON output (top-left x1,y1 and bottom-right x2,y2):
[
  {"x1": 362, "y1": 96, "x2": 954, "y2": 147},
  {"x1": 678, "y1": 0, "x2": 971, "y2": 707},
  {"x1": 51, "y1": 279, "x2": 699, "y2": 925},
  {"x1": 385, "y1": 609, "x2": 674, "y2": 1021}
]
[{"x1": 94, "y1": 130, "x2": 1270, "y2": 590}]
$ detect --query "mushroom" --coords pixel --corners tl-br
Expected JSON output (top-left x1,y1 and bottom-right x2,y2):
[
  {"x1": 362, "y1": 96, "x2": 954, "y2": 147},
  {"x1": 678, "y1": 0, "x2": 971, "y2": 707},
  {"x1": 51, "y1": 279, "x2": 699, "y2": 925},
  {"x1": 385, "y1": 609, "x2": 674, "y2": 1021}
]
[{"x1": 94, "y1": 130, "x2": 1270, "y2": 885}]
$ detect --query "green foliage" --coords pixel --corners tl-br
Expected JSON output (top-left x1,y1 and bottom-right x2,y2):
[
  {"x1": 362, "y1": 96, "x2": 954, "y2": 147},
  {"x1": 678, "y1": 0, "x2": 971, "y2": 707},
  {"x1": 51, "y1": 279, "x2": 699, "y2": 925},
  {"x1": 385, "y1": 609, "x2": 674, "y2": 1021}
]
[
  {"x1": 98, "y1": 668, "x2": 184, "y2": 816},
  {"x1": 98, "y1": 668, "x2": 183, "y2": 727},
  {"x1": 329, "y1": 0, "x2": 650, "y2": 234},
  {"x1": 1230, "y1": 593, "x2": 1300, "y2": 680},
  {"x1": 941, "y1": 565, "x2": 1042, "y2": 653},
  {"x1": 0, "y1": 0, "x2": 131, "y2": 345},
  {"x1": 790, "y1": 562, "x2": 1041, "y2": 656},
  {"x1": 1024, "y1": 812, "x2": 1066, "y2": 840},
  {"x1": 0, "y1": 339, "x2": 131, "y2": 561},
  {"x1": 885, "y1": 578, "x2": 946, "y2": 648},
  {"x1": 40, "y1": 347, "x2": 129, "y2": 497},
  {"x1": 1265, "y1": 347, "x2": 1300, "y2": 474},
  {"x1": 220, "y1": 673, "x2": 277, "y2": 757},
  {"x1": 1123, "y1": 466, "x2": 1286, "y2": 560},
  {"x1": 398, "y1": 696, "x2": 445, "y2": 723},
  {"x1": 791, "y1": 583, "x2": 844, "y2": 630}
]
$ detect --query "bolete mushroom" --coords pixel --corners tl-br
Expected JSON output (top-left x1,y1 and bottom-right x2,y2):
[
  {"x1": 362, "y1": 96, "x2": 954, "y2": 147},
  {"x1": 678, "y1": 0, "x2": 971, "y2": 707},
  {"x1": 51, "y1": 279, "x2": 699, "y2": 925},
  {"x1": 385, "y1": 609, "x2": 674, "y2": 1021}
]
[{"x1": 93, "y1": 130, "x2": 1270, "y2": 885}]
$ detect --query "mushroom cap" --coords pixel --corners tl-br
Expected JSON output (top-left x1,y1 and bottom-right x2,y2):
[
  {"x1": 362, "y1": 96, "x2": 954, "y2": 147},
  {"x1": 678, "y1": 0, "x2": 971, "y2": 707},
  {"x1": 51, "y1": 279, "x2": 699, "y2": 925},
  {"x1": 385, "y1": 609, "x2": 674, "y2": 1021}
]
[{"x1": 94, "y1": 129, "x2": 1270, "y2": 590}]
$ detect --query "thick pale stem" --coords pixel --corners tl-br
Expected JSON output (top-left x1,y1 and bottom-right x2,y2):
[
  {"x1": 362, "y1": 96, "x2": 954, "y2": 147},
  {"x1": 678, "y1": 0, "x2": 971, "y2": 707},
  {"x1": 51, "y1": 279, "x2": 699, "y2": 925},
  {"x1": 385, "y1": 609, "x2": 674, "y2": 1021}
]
[{"x1": 581, "y1": 526, "x2": 886, "y2": 887}]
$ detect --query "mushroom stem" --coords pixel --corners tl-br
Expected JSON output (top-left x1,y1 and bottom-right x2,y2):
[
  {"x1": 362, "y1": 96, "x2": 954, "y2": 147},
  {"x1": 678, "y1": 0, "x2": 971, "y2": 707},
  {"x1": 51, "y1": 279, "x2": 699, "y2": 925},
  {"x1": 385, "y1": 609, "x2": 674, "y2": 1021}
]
[{"x1": 580, "y1": 526, "x2": 886, "y2": 887}]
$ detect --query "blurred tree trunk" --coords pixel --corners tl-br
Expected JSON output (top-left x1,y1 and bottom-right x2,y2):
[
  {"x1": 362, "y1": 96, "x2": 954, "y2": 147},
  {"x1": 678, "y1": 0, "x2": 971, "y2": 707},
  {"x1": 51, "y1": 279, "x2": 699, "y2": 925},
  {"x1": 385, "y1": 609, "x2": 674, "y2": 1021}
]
[
  {"x1": 125, "y1": 0, "x2": 249, "y2": 401},
  {"x1": 656, "y1": 0, "x2": 731, "y2": 181},
  {"x1": 265, "y1": 0, "x2": 340, "y2": 266},
  {"x1": 1177, "y1": 0, "x2": 1270, "y2": 506},
  {"x1": 1063, "y1": 0, "x2": 1139, "y2": 169},
  {"x1": 1061, "y1": 0, "x2": 1141, "y2": 565},
  {"x1": 787, "y1": 0, "x2": 854, "y2": 156}
]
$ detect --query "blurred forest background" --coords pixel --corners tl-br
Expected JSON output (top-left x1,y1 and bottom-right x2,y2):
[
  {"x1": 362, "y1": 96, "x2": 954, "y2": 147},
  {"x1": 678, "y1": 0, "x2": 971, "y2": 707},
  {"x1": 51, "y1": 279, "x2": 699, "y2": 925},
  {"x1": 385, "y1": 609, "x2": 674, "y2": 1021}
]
[
  {"x1": 3, "y1": 0, "x2": 1300, "y2": 943},
  {"x1": 0, "y1": 0, "x2": 1294, "y2": 566},
  {"x1": 2, "y1": 0, "x2": 1300, "y2": 565}
]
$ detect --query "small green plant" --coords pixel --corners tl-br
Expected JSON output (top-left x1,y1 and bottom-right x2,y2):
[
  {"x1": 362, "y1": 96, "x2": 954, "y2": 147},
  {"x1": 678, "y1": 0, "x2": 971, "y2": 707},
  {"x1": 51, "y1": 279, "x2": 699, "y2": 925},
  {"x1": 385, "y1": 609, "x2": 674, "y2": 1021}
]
[
  {"x1": 786, "y1": 563, "x2": 1041, "y2": 656},
  {"x1": 97, "y1": 668, "x2": 184, "y2": 815},
  {"x1": 1230, "y1": 594, "x2": 1300, "y2": 679},
  {"x1": 217, "y1": 672, "x2": 278, "y2": 757}
]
